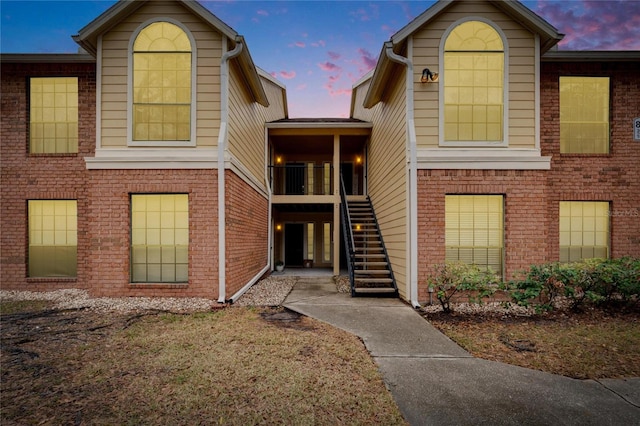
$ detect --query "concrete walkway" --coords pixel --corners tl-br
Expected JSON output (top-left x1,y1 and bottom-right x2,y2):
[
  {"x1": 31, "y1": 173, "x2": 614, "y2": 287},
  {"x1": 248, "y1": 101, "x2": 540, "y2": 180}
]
[{"x1": 283, "y1": 277, "x2": 640, "y2": 426}]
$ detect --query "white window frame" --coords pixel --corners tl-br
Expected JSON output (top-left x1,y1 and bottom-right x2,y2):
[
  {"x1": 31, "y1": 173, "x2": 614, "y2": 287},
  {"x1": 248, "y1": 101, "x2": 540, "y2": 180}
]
[
  {"x1": 127, "y1": 17, "x2": 197, "y2": 147},
  {"x1": 439, "y1": 17, "x2": 509, "y2": 148}
]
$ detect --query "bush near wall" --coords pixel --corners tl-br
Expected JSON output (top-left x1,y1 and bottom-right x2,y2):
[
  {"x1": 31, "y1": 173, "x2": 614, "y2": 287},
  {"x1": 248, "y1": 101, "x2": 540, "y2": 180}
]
[{"x1": 507, "y1": 258, "x2": 640, "y2": 312}]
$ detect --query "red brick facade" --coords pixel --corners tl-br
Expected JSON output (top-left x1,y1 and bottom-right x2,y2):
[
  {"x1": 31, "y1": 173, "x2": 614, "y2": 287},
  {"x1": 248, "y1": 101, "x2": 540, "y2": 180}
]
[
  {"x1": 86, "y1": 169, "x2": 218, "y2": 298},
  {"x1": 225, "y1": 171, "x2": 269, "y2": 297},
  {"x1": 1, "y1": 62, "x2": 95, "y2": 291},
  {"x1": 416, "y1": 60, "x2": 640, "y2": 301}
]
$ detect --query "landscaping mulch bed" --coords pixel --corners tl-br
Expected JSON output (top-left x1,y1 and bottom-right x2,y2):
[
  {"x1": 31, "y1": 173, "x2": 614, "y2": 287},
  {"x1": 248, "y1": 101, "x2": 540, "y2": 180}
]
[{"x1": 424, "y1": 306, "x2": 640, "y2": 379}]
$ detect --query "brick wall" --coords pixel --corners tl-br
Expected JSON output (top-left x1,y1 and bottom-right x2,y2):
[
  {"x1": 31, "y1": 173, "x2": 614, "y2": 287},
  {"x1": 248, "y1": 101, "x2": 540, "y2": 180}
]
[
  {"x1": 541, "y1": 60, "x2": 640, "y2": 260},
  {"x1": 1, "y1": 62, "x2": 95, "y2": 291},
  {"x1": 224, "y1": 171, "x2": 269, "y2": 298},
  {"x1": 86, "y1": 169, "x2": 218, "y2": 298},
  {"x1": 416, "y1": 60, "x2": 640, "y2": 302},
  {"x1": 417, "y1": 170, "x2": 549, "y2": 301}
]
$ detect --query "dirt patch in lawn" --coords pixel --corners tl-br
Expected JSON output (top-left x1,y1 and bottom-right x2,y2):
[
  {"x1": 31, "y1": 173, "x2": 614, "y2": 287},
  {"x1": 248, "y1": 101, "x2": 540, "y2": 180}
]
[
  {"x1": 1, "y1": 304, "x2": 406, "y2": 425},
  {"x1": 424, "y1": 307, "x2": 640, "y2": 379}
]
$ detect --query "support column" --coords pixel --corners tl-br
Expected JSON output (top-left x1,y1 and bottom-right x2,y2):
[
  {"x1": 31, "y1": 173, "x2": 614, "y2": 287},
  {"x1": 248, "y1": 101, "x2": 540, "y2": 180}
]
[{"x1": 333, "y1": 134, "x2": 341, "y2": 276}]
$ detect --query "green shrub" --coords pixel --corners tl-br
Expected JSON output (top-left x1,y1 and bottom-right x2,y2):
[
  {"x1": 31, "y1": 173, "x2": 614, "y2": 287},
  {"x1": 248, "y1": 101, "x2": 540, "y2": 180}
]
[
  {"x1": 426, "y1": 261, "x2": 499, "y2": 313},
  {"x1": 509, "y1": 258, "x2": 640, "y2": 312}
]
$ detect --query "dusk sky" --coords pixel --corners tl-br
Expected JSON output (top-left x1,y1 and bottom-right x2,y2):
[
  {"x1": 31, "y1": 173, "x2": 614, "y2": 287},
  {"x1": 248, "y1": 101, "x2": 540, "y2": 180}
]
[{"x1": 2, "y1": 0, "x2": 639, "y2": 117}]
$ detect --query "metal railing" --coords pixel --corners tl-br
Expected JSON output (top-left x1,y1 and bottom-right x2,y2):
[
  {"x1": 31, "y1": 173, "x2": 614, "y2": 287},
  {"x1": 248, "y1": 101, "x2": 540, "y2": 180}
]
[
  {"x1": 269, "y1": 164, "x2": 333, "y2": 196},
  {"x1": 339, "y1": 174, "x2": 356, "y2": 295}
]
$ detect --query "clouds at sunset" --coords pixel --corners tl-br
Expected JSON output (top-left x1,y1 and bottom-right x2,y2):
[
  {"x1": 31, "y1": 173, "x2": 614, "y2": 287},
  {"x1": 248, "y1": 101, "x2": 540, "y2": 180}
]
[
  {"x1": 2, "y1": 0, "x2": 638, "y2": 118},
  {"x1": 533, "y1": 0, "x2": 640, "y2": 50}
]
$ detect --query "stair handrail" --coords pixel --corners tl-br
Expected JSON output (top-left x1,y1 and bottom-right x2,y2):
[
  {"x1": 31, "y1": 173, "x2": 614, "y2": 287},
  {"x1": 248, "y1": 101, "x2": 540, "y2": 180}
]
[
  {"x1": 367, "y1": 196, "x2": 398, "y2": 295},
  {"x1": 339, "y1": 174, "x2": 356, "y2": 295}
]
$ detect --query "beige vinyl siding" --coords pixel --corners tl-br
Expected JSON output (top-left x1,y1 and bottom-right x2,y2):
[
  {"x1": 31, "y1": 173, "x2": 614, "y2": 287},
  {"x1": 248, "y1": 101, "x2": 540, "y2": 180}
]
[
  {"x1": 412, "y1": 0, "x2": 537, "y2": 148},
  {"x1": 100, "y1": 1, "x2": 221, "y2": 148},
  {"x1": 356, "y1": 68, "x2": 408, "y2": 299},
  {"x1": 352, "y1": 79, "x2": 374, "y2": 121},
  {"x1": 228, "y1": 66, "x2": 286, "y2": 187}
]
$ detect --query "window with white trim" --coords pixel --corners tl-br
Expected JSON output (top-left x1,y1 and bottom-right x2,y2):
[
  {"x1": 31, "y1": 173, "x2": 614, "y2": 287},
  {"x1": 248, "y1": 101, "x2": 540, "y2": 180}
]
[
  {"x1": 445, "y1": 195, "x2": 503, "y2": 275},
  {"x1": 559, "y1": 202, "x2": 609, "y2": 262},
  {"x1": 443, "y1": 21, "x2": 504, "y2": 144},
  {"x1": 131, "y1": 194, "x2": 189, "y2": 283},
  {"x1": 132, "y1": 21, "x2": 192, "y2": 142}
]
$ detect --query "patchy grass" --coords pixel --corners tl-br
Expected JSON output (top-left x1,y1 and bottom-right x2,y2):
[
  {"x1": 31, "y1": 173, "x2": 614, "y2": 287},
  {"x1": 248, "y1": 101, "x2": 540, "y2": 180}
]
[
  {"x1": 0, "y1": 300, "x2": 53, "y2": 314},
  {"x1": 427, "y1": 309, "x2": 640, "y2": 379},
  {"x1": 1, "y1": 305, "x2": 406, "y2": 425}
]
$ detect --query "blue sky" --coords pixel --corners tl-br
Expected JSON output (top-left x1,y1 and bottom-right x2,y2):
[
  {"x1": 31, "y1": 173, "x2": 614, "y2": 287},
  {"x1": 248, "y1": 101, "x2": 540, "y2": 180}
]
[{"x1": 2, "y1": 0, "x2": 639, "y2": 117}]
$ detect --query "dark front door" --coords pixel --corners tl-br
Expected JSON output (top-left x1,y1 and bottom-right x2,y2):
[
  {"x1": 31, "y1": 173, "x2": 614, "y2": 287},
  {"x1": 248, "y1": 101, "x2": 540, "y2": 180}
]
[
  {"x1": 285, "y1": 223, "x2": 304, "y2": 267},
  {"x1": 340, "y1": 163, "x2": 353, "y2": 195},
  {"x1": 286, "y1": 164, "x2": 305, "y2": 195}
]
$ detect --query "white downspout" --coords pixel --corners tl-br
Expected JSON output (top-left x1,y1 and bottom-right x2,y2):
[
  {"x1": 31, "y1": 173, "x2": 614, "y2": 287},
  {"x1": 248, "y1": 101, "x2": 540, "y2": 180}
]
[
  {"x1": 218, "y1": 37, "x2": 244, "y2": 303},
  {"x1": 226, "y1": 128, "x2": 273, "y2": 303},
  {"x1": 384, "y1": 41, "x2": 421, "y2": 309}
]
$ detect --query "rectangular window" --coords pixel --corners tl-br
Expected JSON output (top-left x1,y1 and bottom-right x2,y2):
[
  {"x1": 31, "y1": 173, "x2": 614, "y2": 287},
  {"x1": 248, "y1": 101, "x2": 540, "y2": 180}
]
[
  {"x1": 306, "y1": 223, "x2": 315, "y2": 260},
  {"x1": 133, "y1": 52, "x2": 191, "y2": 141},
  {"x1": 30, "y1": 77, "x2": 78, "y2": 153},
  {"x1": 444, "y1": 52, "x2": 504, "y2": 142},
  {"x1": 306, "y1": 163, "x2": 315, "y2": 195},
  {"x1": 560, "y1": 77, "x2": 609, "y2": 154},
  {"x1": 323, "y1": 222, "x2": 332, "y2": 262},
  {"x1": 131, "y1": 194, "x2": 189, "y2": 283},
  {"x1": 323, "y1": 162, "x2": 331, "y2": 195},
  {"x1": 445, "y1": 195, "x2": 503, "y2": 275},
  {"x1": 28, "y1": 200, "x2": 77, "y2": 277},
  {"x1": 559, "y1": 202, "x2": 609, "y2": 262}
]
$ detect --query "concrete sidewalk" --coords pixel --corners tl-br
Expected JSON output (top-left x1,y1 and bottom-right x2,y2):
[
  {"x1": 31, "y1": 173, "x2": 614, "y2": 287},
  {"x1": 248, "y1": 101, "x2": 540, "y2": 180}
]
[{"x1": 283, "y1": 277, "x2": 640, "y2": 426}]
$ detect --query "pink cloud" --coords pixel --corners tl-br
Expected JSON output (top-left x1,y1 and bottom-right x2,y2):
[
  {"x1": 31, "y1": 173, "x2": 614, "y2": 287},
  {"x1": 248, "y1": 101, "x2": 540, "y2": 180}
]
[
  {"x1": 289, "y1": 41, "x2": 306, "y2": 48},
  {"x1": 279, "y1": 70, "x2": 296, "y2": 80},
  {"x1": 535, "y1": 0, "x2": 640, "y2": 50},
  {"x1": 256, "y1": 10, "x2": 268, "y2": 17},
  {"x1": 311, "y1": 40, "x2": 326, "y2": 48},
  {"x1": 318, "y1": 62, "x2": 341, "y2": 72},
  {"x1": 328, "y1": 51, "x2": 341, "y2": 60},
  {"x1": 324, "y1": 83, "x2": 352, "y2": 98},
  {"x1": 358, "y1": 48, "x2": 377, "y2": 72}
]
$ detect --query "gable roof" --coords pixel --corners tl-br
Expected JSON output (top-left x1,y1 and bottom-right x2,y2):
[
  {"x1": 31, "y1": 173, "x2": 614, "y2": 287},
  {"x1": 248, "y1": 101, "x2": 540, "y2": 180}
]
[
  {"x1": 73, "y1": 0, "x2": 268, "y2": 106},
  {"x1": 364, "y1": 0, "x2": 564, "y2": 108}
]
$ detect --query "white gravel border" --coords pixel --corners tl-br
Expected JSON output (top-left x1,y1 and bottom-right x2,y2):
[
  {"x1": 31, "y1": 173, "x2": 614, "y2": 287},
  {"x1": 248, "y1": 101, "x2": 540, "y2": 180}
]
[{"x1": 1, "y1": 276, "x2": 300, "y2": 313}]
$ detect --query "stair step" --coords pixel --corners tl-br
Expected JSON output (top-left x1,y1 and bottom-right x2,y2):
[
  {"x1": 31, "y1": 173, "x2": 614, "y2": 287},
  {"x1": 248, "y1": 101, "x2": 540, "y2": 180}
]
[
  {"x1": 354, "y1": 270, "x2": 391, "y2": 275},
  {"x1": 354, "y1": 277, "x2": 394, "y2": 284},
  {"x1": 353, "y1": 287, "x2": 397, "y2": 294},
  {"x1": 354, "y1": 261, "x2": 388, "y2": 266}
]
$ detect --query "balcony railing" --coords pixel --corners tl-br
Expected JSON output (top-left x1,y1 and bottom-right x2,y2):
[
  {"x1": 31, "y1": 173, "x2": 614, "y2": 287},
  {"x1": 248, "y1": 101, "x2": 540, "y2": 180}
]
[{"x1": 269, "y1": 164, "x2": 333, "y2": 196}]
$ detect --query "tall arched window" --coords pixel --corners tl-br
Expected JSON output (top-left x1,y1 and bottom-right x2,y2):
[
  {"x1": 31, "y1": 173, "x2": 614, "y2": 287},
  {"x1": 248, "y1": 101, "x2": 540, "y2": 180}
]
[
  {"x1": 444, "y1": 20, "x2": 504, "y2": 143},
  {"x1": 132, "y1": 21, "x2": 191, "y2": 142}
]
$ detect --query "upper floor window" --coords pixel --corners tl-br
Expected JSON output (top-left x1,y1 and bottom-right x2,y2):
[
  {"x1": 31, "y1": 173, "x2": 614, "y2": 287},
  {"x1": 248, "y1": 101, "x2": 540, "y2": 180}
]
[
  {"x1": 30, "y1": 77, "x2": 78, "y2": 154},
  {"x1": 132, "y1": 21, "x2": 192, "y2": 143},
  {"x1": 560, "y1": 77, "x2": 609, "y2": 154},
  {"x1": 443, "y1": 20, "x2": 505, "y2": 144}
]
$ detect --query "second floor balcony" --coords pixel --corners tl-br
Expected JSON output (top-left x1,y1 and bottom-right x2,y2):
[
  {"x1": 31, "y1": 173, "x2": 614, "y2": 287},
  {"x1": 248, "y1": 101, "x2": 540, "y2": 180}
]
[{"x1": 270, "y1": 163, "x2": 333, "y2": 196}]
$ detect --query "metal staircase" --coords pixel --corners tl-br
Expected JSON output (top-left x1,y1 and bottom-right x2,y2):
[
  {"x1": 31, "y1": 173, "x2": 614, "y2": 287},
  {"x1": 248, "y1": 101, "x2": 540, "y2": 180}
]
[{"x1": 340, "y1": 176, "x2": 398, "y2": 297}]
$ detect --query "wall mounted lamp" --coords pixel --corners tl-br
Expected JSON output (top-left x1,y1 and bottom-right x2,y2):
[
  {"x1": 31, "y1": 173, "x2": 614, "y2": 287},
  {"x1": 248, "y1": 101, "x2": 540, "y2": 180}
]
[
  {"x1": 355, "y1": 155, "x2": 362, "y2": 164},
  {"x1": 276, "y1": 224, "x2": 282, "y2": 231},
  {"x1": 276, "y1": 156, "x2": 283, "y2": 164},
  {"x1": 421, "y1": 68, "x2": 439, "y2": 83}
]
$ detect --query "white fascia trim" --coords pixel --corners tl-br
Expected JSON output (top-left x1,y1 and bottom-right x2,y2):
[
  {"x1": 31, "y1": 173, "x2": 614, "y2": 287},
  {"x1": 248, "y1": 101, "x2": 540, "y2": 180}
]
[
  {"x1": 535, "y1": 34, "x2": 541, "y2": 150},
  {"x1": 84, "y1": 148, "x2": 218, "y2": 169},
  {"x1": 417, "y1": 148, "x2": 551, "y2": 170}
]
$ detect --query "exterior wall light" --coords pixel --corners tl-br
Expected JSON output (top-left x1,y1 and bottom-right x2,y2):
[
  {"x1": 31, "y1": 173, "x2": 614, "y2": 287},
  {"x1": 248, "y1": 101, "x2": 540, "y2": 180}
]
[
  {"x1": 356, "y1": 155, "x2": 362, "y2": 164},
  {"x1": 276, "y1": 156, "x2": 283, "y2": 164},
  {"x1": 421, "y1": 68, "x2": 439, "y2": 83},
  {"x1": 276, "y1": 224, "x2": 282, "y2": 231}
]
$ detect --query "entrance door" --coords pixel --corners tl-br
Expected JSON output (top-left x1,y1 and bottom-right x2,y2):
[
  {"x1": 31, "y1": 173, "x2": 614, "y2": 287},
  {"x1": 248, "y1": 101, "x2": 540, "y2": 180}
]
[
  {"x1": 284, "y1": 223, "x2": 304, "y2": 267},
  {"x1": 340, "y1": 163, "x2": 354, "y2": 195},
  {"x1": 286, "y1": 164, "x2": 305, "y2": 195}
]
